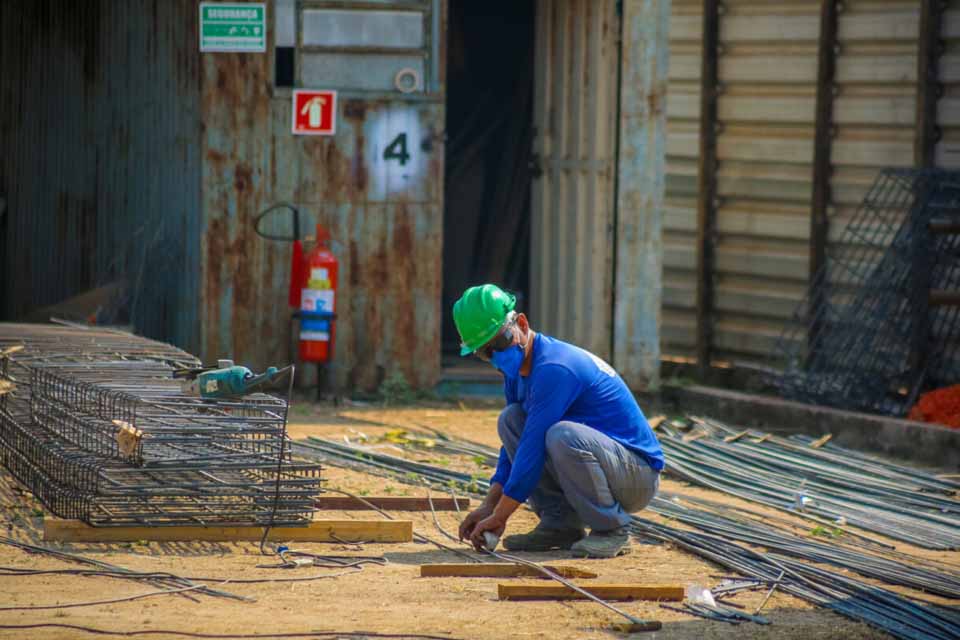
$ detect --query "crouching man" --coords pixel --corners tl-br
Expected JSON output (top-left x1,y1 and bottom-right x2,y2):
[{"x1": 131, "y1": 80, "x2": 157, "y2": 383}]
[{"x1": 455, "y1": 284, "x2": 664, "y2": 558}]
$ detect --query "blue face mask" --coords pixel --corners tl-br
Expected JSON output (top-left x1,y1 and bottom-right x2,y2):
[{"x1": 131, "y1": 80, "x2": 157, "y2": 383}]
[{"x1": 490, "y1": 332, "x2": 527, "y2": 378}]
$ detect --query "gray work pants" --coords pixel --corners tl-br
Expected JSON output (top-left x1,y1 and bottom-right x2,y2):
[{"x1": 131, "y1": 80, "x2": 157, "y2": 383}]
[{"x1": 497, "y1": 403, "x2": 660, "y2": 532}]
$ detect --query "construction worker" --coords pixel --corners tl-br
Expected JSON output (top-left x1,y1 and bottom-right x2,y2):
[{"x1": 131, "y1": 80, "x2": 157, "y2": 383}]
[{"x1": 454, "y1": 284, "x2": 664, "y2": 558}]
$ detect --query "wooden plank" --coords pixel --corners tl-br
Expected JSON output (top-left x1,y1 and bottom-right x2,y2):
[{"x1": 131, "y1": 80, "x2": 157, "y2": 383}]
[
  {"x1": 695, "y1": 0, "x2": 720, "y2": 374},
  {"x1": 420, "y1": 564, "x2": 598, "y2": 579},
  {"x1": 929, "y1": 289, "x2": 960, "y2": 306},
  {"x1": 916, "y1": 0, "x2": 945, "y2": 168},
  {"x1": 314, "y1": 496, "x2": 470, "y2": 511},
  {"x1": 44, "y1": 518, "x2": 413, "y2": 543},
  {"x1": 498, "y1": 583, "x2": 685, "y2": 602},
  {"x1": 723, "y1": 430, "x2": 749, "y2": 443}
]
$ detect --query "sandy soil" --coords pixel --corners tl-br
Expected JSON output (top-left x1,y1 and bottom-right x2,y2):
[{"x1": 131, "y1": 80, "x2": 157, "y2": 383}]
[{"x1": 1, "y1": 401, "x2": 952, "y2": 639}]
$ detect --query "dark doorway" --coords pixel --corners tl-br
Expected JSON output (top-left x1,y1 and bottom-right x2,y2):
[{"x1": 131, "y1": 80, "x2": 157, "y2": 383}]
[{"x1": 441, "y1": 0, "x2": 535, "y2": 358}]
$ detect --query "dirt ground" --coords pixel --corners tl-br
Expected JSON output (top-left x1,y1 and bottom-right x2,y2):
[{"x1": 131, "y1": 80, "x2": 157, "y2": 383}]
[{"x1": 1, "y1": 401, "x2": 955, "y2": 639}]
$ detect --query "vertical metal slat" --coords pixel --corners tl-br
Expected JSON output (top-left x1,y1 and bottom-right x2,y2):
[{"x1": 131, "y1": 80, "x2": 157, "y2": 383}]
[{"x1": 695, "y1": 0, "x2": 720, "y2": 372}]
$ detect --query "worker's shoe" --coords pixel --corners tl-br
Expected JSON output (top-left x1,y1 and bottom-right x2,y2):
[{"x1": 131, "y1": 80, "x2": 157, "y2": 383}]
[
  {"x1": 570, "y1": 526, "x2": 632, "y2": 558},
  {"x1": 503, "y1": 525, "x2": 585, "y2": 552}
]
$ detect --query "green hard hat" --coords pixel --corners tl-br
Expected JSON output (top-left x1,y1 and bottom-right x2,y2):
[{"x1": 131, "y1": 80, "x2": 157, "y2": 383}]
[{"x1": 452, "y1": 284, "x2": 516, "y2": 356}]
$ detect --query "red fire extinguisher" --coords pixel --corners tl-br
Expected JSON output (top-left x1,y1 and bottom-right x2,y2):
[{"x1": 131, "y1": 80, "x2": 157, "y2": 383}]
[{"x1": 299, "y1": 224, "x2": 338, "y2": 363}]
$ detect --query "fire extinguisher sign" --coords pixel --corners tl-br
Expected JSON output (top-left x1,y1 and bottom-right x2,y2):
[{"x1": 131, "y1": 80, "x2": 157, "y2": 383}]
[{"x1": 292, "y1": 89, "x2": 337, "y2": 136}]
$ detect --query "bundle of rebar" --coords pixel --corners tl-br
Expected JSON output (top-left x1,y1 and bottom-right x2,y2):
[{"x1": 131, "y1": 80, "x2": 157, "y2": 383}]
[
  {"x1": 292, "y1": 423, "x2": 960, "y2": 640},
  {"x1": 0, "y1": 323, "x2": 321, "y2": 527},
  {"x1": 659, "y1": 416, "x2": 960, "y2": 550},
  {"x1": 775, "y1": 168, "x2": 960, "y2": 415}
]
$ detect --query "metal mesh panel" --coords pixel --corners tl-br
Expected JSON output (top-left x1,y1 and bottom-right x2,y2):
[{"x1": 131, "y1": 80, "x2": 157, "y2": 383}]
[{"x1": 775, "y1": 169, "x2": 960, "y2": 415}]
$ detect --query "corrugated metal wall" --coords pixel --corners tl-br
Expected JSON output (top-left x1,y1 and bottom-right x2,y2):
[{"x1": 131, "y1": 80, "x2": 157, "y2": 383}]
[
  {"x1": 828, "y1": 1, "x2": 920, "y2": 260},
  {"x1": 663, "y1": 0, "x2": 957, "y2": 367},
  {"x1": 0, "y1": 0, "x2": 201, "y2": 351},
  {"x1": 663, "y1": 0, "x2": 701, "y2": 359},
  {"x1": 668, "y1": 0, "x2": 821, "y2": 363},
  {"x1": 711, "y1": 0, "x2": 819, "y2": 362},
  {"x1": 530, "y1": 0, "x2": 620, "y2": 361}
]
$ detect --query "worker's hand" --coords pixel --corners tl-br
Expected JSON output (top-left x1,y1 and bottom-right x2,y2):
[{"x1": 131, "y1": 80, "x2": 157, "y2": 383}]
[
  {"x1": 469, "y1": 513, "x2": 507, "y2": 552},
  {"x1": 458, "y1": 505, "x2": 493, "y2": 543}
]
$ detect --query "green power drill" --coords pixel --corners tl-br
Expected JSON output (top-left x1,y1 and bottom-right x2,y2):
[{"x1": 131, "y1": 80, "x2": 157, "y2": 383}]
[{"x1": 176, "y1": 360, "x2": 293, "y2": 399}]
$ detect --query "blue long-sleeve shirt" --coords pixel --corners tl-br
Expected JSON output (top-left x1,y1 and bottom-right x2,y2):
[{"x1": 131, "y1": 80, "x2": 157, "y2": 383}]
[{"x1": 490, "y1": 333, "x2": 664, "y2": 503}]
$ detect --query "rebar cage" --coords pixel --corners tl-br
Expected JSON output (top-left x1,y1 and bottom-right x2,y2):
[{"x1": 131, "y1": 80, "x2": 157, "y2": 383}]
[
  {"x1": 0, "y1": 324, "x2": 322, "y2": 527},
  {"x1": 774, "y1": 169, "x2": 960, "y2": 416}
]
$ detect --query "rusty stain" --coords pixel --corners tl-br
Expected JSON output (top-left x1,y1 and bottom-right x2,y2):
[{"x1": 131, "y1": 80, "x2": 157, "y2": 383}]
[
  {"x1": 207, "y1": 149, "x2": 226, "y2": 168},
  {"x1": 647, "y1": 81, "x2": 666, "y2": 116},
  {"x1": 343, "y1": 99, "x2": 366, "y2": 119},
  {"x1": 233, "y1": 162, "x2": 252, "y2": 192},
  {"x1": 394, "y1": 203, "x2": 417, "y2": 380},
  {"x1": 353, "y1": 130, "x2": 368, "y2": 193},
  {"x1": 348, "y1": 241, "x2": 360, "y2": 288}
]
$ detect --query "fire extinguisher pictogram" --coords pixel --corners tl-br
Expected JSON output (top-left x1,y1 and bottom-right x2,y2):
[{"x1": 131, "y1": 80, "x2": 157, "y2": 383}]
[{"x1": 299, "y1": 224, "x2": 338, "y2": 363}]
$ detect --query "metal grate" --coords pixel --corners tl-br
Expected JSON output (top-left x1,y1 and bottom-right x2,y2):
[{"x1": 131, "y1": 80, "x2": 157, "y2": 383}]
[{"x1": 775, "y1": 169, "x2": 960, "y2": 415}]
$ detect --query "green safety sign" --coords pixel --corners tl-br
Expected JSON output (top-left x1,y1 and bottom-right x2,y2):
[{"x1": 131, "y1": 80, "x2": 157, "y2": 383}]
[{"x1": 199, "y1": 2, "x2": 266, "y2": 52}]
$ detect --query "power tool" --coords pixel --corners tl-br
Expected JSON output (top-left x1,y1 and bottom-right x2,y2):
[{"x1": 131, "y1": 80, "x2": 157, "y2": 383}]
[{"x1": 175, "y1": 360, "x2": 293, "y2": 399}]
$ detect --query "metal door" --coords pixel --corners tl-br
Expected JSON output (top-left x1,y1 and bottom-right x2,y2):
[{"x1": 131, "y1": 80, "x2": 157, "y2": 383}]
[
  {"x1": 265, "y1": 0, "x2": 445, "y2": 390},
  {"x1": 530, "y1": 0, "x2": 620, "y2": 360}
]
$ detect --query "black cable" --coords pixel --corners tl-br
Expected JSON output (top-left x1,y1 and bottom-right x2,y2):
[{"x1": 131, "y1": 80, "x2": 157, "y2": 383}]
[
  {"x1": 259, "y1": 365, "x2": 297, "y2": 556},
  {"x1": 0, "y1": 625, "x2": 459, "y2": 640},
  {"x1": 0, "y1": 565, "x2": 369, "y2": 584},
  {"x1": 253, "y1": 203, "x2": 300, "y2": 242}
]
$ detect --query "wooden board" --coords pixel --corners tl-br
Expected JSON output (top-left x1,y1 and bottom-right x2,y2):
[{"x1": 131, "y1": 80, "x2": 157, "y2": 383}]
[
  {"x1": 44, "y1": 518, "x2": 413, "y2": 543},
  {"x1": 497, "y1": 583, "x2": 684, "y2": 602},
  {"x1": 314, "y1": 496, "x2": 470, "y2": 511},
  {"x1": 420, "y1": 563, "x2": 598, "y2": 579}
]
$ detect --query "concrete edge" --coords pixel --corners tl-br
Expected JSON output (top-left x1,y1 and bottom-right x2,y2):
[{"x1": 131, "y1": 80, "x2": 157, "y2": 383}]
[{"x1": 639, "y1": 384, "x2": 960, "y2": 472}]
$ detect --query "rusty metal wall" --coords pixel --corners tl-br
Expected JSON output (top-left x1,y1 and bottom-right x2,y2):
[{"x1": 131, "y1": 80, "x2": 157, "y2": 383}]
[
  {"x1": 0, "y1": 0, "x2": 202, "y2": 351},
  {"x1": 201, "y1": 0, "x2": 445, "y2": 390},
  {"x1": 531, "y1": 0, "x2": 620, "y2": 362},
  {"x1": 941, "y1": 1, "x2": 960, "y2": 168}
]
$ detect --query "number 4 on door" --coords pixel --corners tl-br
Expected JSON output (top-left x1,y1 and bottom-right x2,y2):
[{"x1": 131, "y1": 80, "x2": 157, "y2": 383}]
[{"x1": 383, "y1": 133, "x2": 410, "y2": 166}]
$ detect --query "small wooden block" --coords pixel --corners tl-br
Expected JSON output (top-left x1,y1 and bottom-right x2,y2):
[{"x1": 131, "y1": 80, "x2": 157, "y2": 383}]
[
  {"x1": 420, "y1": 563, "x2": 598, "y2": 579},
  {"x1": 497, "y1": 583, "x2": 684, "y2": 602},
  {"x1": 809, "y1": 433, "x2": 833, "y2": 448},
  {"x1": 723, "y1": 430, "x2": 748, "y2": 443},
  {"x1": 113, "y1": 420, "x2": 143, "y2": 457},
  {"x1": 315, "y1": 496, "x2": 470, "y2": 511},
  {"x1": 0, "y1": 345, "x2": 24, "y2": 358},
  {"x1": 44, "y1": 518, "x2": 413, "y2": 543},
  {"x1": 682, "y1": 432, "x2": 707, "y2": 443},
  {"x1": 647, "y1": 415, "x2": 666, "y2": 430},
  {"x1": 751, "y1": 434, "x2": 772, "y2": 444}
]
